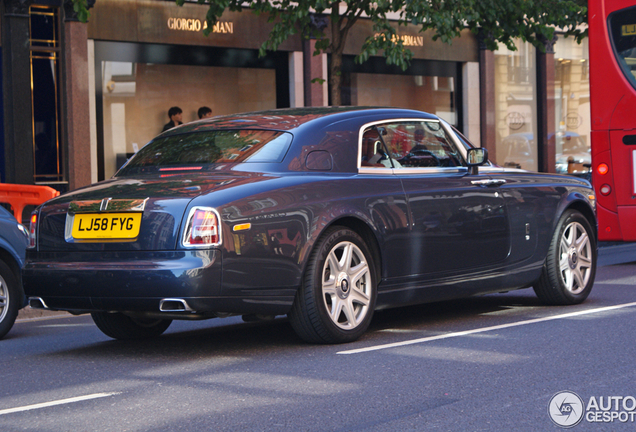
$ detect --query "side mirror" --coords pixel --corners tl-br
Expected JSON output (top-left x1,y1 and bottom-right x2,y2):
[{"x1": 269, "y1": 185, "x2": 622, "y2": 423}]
[{"x1": 467, "y1": 148, "x2": 488, "y2": 175}]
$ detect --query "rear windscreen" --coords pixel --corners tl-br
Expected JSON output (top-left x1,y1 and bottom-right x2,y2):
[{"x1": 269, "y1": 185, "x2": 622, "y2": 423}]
[
  {"x1": 117, "y1": 130, "x2": 292, "y2": 175},
  {"x1": 609, "y1": 6, "x2": 636, "y2": 89}
]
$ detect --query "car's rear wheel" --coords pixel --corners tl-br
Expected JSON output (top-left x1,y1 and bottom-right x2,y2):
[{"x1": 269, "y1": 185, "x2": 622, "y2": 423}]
[
  {"x1": 91, "y1": 312, "x2": 172, "y2": 340},
  {"x1": 0, "y1": 260, "x2": 20, "y2": 340},
  {"x1": 533, "y1": 209, "x2": 596, "y2": 305},
  {"x1": 289, "y1": 227, "x2": 377, "y2": 344}
]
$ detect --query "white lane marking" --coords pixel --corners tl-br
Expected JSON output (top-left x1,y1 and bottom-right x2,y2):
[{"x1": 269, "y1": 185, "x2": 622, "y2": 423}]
[
  {"x1": 0, "y1": 393, "x2": 120, "y2": 416},
  {"x1": 338, "y1": 302, "x2": 636, "y2": 355}
]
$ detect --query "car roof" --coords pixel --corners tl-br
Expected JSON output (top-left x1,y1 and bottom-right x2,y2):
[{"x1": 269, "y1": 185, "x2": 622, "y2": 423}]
[{"x1": 159, "y1": 107, "x2": 439, "y2": 137}]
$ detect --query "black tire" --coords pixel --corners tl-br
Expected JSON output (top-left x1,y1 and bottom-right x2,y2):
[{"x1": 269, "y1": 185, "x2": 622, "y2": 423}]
[
  {"x1": 288, "y1": 227, "x2": 377, "y2": 344},
  {"x1": 0, "y1": 260, "x2": 21, "y2": 340},
  {"x1": 91, "y1": 312, "x2": 172, "y2": 340},
  {"x1": 533, "y1": 209, "x2": 597, "y2": 305}
]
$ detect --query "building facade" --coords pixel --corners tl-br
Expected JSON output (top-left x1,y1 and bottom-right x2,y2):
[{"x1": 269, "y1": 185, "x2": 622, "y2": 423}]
[{"x1": 1, "y1": 0, "x2": 590, "y2": 193}]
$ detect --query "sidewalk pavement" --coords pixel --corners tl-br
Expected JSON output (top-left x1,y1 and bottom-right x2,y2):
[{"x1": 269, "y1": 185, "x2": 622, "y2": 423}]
[{"x1": 17, "y1": 308, "x2": 68, "y2": 321}]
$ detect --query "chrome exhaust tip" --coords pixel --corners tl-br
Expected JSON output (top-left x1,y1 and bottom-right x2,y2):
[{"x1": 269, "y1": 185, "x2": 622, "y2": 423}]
[
  {"x1": 159, "y1": 298, "x2": 193, "y2": 312},
  {"x1": 28, "y1": 297, "x2": 49, "y2": 310}
]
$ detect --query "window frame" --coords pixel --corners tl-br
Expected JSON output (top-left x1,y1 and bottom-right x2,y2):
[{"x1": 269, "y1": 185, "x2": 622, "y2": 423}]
[{"x1": 357, "y1": 118, "x2": 470, "y2": 175}]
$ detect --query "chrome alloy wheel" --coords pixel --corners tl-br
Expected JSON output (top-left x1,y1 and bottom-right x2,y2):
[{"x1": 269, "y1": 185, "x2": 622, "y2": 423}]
[
  {"x1": 0, "y1": 273, "x2": 8, "y2": 323},
  {"x1": 321, "y1": 241, "x2": 371, "y2": 330},
  {"x1": 559, "y1": 221, "x2": 593, "y2": 294}
]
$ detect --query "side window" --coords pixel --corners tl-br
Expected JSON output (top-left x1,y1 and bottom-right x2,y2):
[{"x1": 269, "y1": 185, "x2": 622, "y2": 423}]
[
  {"x1": 360, "y1": 128, "x2": 392, "y2": 168},
  {"x1": 389, "y1": 121, "x2": 463, "y2": 168},
  {"x1": 359, "y1": 121, "x2": 464, "y2": 169}
]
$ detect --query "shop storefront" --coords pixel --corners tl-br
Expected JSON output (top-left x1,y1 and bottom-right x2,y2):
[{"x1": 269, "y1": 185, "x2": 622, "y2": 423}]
[
  {"x1": 494, "y1": 40, "x2": 539, "y2": 171},
  {"x1": 87, "y1": 0, "x2": 478, "y2": 181},
  {"x1": 88, "y1": 0, "x2": 299, "y2": 180},
  {"x1": 554, "y1": 34, "x2": 590, "y2": 176},
  {"x1": 341, "y1": 23, "x2": 478, "y2": 133},
  {"x1": 2, "y1": 0, "x2": 591, "y2": 193},
  {"x1": 490, "y1": 34, "x2": 590, "y2": 176},
  {"x1": 95, "y1": 43, "x2": 289, "y2": 179}
]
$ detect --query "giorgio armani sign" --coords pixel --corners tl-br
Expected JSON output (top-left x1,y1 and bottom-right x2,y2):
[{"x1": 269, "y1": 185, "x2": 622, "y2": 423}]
[{"x1": 167, "y1": 17, "x2": 234, "y2": 34}]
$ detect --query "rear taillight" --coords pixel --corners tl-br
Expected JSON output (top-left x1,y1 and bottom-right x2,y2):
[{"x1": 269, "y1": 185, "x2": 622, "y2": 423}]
[
  {"x1": 182, "y1": 207, "x2": 221, "y2": 247},
  {"x1": 28, "y1": 211, "x2": 38, "y2": 248}
]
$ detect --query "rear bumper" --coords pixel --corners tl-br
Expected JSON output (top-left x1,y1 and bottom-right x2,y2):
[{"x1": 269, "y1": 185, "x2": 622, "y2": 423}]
[{"x1": 23, "y1": 250, "x2": 293, "y2": 316}]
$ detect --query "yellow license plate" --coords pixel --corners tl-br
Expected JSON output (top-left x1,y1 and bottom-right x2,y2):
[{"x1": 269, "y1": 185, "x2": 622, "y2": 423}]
[{"x1": 72, "y1": 213, "x2": 142, "y2": 240}]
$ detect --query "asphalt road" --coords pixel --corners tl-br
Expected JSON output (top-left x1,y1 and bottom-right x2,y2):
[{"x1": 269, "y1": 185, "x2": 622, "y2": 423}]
[{"x1": 2, "y1": 245, "x2": 636, "y2": 431}]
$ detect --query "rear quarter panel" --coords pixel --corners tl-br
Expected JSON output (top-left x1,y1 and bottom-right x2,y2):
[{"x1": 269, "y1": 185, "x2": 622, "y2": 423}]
[
  {"x1": 497, "y1": 171, "x2": 595, "y2": 279},
  {"x1": 187, "y1": 173, "x2": 409, "y2": 298}
]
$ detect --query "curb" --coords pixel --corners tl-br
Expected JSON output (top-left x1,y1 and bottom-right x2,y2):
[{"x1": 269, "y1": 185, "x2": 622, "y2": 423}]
[{"x1": 17, "y1": 307, "x2": 70, "y2": 321}]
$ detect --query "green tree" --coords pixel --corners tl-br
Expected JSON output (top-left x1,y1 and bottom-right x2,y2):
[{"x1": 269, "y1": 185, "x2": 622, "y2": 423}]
[{"x1": 73, "y1": 0, "x2": 586, "y2": 106}]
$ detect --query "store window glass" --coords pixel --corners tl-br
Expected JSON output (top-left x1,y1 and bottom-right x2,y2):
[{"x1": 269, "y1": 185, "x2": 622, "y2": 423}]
[
  {"x1": 494, "y1": 40, "x2": 538, "y2": 171},
  {"x1": 101, "y1": 62, "x2": 277, "y2": 178},
  {"x1": 554, "y1": 35, "x2": 591, "y2": 176},
  {"x1": 30, "y1": 6, "x2": 63, "y2": 183},
  {"x1": 350, "y1": 74, "x2": 457, "y2": 125}
]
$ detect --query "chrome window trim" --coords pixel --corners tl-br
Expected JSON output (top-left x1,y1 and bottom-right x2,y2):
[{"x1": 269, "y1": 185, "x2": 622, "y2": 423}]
[
  {"x1": 357, "y1": 118, "x2": 467, "y2": 174},
  {"x1": 392, "y1": 167, "x2": 468, "y2": 175},
  {"x1": 181, "y1": 206, "x2": 223, "y2": 249},
  {"x1": 358, "y1": 167, "x2": 394, "y2": 175},
  {"x1": 359, "y1": 167, "x2": 468, "y2": 175},
  {"x1": 442, "y1": 120, "x2": 497, "y2": 167},
  {"x1": 439, "y1": 119, "x2": 469, "y2": 161}
]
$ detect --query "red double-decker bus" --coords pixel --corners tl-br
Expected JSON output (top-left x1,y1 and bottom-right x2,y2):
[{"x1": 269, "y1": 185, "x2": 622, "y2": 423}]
[{"x1": 589, "y1": 0, "x2": 636, "y2": 241}]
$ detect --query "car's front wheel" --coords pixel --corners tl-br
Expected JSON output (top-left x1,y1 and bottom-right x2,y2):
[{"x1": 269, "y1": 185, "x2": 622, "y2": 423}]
[
  {"x1": 91, "y1": 312, "x2": 172, "y2": 340},
  {"x1": 289, "y1": 227, "x2": 377, "y2": 344},
  {"x1": 0, "y1": 260, "x2": 20, "y2": 340},
  {"x1": 533, "y1": 209, "x2": 596, "y2": 305}
]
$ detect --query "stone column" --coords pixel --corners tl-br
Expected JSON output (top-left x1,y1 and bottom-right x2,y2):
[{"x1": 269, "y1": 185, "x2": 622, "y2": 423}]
[
  {"x1": 62, "y1": 0, "x2": 94, "y2": 190},
  {"x1": 462, "y1": 62, "x2": 481, "y2": 147},
  {"x1": 289, "y1": 51, "x2": 304, "y2": 107},
  {"x1": 303, "y1": 14, "x2": 328, "y2": 107},
  {"x1": 478, "y1": 33, "x2": 496, "y2": 161},
  {"x1": 2, "y1": 0, "x2": 34, "y2": 184},
  {"x1": 536, "y1": 35, "x2": 557, "y2": 173}
]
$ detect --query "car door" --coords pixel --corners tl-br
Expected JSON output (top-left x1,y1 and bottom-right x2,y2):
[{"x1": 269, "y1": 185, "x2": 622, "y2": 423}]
[
  {"x1": 373, "y1": 119, "x2": 511, "y2": 279},
  {"x1": 453, "y1": 126, "x2": 538, "y2": 264}
]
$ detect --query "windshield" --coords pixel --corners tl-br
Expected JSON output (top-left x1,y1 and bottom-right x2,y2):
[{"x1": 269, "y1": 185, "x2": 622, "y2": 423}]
[{"x1": 117, "y1": 130, "x2": 292, "y2": 175}]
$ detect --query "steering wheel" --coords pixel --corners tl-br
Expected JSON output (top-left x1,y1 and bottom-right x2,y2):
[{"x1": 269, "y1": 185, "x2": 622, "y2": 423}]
[{"x1": 408, "y1": 149, "x2": 441, "y2": 167}]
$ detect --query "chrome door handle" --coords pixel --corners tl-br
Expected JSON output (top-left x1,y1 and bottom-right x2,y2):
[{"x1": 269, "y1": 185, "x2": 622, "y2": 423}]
[{"x1": 471, "y1": 179, "x2": 507, "y2": 186}]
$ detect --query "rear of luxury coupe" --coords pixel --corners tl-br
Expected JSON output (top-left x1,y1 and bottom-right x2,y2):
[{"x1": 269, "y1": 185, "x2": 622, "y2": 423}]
[
  {"x1": 23, "y1": 176, "x2": 225, "y2": 315},
  {"x1": 22, "y1": 124, "x2": 299, "y2": 339}
]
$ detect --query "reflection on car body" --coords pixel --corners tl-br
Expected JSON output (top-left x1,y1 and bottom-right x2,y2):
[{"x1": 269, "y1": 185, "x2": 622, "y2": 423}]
[{"x1": 23, "y1": 107, "x2": 598, "y2": 344}]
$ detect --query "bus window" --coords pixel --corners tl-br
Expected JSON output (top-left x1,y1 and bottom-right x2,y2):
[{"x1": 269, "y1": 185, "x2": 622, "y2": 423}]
[{"x1": 609, "y1": 7, "x2": 636, "y2": 89}]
